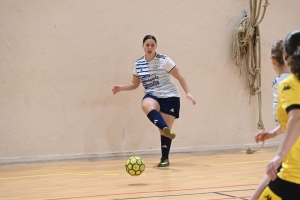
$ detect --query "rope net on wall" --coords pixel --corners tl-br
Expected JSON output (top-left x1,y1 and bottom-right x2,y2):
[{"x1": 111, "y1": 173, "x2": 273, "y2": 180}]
[{"x1": 233, "y1": 0, "x2": 269, "y2": 154}]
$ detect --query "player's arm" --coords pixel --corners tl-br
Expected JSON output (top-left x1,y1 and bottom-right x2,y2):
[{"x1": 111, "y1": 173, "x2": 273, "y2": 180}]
[
  {"x1": 112, "y1": 75, "x2": 140, "y2": 94},
  {"x1": 255, "y1": 125, "x2": 283, "y2": 143},
  {"x1": 277, "y1": 108, "x2": 300, "y2": 157},
  {"x1": 267, "y1": 108, "x2": 300, "y2": 180},
  {"x1": 169, "y1": 67, "x2": 196, "y2": 105}
]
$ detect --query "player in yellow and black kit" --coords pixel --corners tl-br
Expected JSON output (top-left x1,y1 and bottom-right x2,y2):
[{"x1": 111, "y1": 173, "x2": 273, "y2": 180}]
[
  {"x1": 250, "y1": 39, "x2": 290, "y2": 200},
  {"x1": 256, "y1": 30, "x2": 300, "y2": 199}
]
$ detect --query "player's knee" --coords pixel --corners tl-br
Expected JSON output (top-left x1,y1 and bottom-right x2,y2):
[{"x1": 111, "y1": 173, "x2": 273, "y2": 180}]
[
  {"x1": 141, "y1": 102, "x2": 157, "y2": 112},
  {"x1": 141, "y1": 101, "x2": 148, "y2": 109}
]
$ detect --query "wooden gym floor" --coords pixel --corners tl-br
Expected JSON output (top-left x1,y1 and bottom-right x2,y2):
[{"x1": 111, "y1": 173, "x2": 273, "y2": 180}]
[{"x1": 0, "y1": 150, "x2": 276, "y2": 200}]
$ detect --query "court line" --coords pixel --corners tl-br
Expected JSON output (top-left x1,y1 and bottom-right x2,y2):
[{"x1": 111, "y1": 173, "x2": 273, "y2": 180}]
[
  {"x1": 204, "y1": 160, "x2": 269, "y2": 166},
  {"x1": 0, "y1": 170, "x2": 116, "y2": 180},
  {"x1": 210, "y1": 196, "x2": 250, "y2": 200},
  {"x1": 110, "y1": 189, "x2": 253, "y2": 200},
  {"x1": 113, "y1": 192, "x2": 250, "y2": 200},
  {"x1": 44, "y1": 184, "x2": 256, "y2": 200},
  {"x1": 0, "y1": 160, "x2": 269, "y2": 181},
  {"x1": 214, "y1": 192, "x2": 248, "y2": 200}
]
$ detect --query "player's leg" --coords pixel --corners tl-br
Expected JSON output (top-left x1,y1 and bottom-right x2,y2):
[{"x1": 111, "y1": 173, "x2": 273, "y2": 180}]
[
  {"x1": 157, "y1": 97, "x2": 179, "y2": 167},
  {"x1": 141, "y1": 95, "x2": 172, "y2": 136},
  {"x1": 157, "y1": 113, "x2": 175, "y2": 167}
]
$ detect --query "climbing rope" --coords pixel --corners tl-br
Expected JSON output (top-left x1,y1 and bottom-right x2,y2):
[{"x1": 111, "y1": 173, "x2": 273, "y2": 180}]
[{"x1": 233, "y1": 0, "x2": 269, "y2": 154}]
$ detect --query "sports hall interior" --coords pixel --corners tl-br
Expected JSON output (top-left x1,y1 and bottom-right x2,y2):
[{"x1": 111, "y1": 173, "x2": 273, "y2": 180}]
[{"x1": 1, "y1": 0, "x2": 300, "y2": 199}]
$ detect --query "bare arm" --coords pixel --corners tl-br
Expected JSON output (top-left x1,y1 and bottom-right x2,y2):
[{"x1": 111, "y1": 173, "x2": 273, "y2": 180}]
[
  {"x1": 169, "y1": 67, "x2": 196, "y2": 105},
  {"x1": 112, "y1": 75, "x2": 140, "y2": 94},
  {"x1": 267, "y1": 109, "x2": 300, "y2": 180},
  {"x1": 272, "y1": 125, "x2": 284, "y2": 135}
]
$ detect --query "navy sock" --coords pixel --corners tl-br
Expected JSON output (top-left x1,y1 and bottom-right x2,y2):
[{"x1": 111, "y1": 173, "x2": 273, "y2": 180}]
[
  {"x1": 147, "y1": 109, "x2": 168, "y2": 130},
  {"x1": 161, "y1": 135, "x2": 172, "y2": 159}
]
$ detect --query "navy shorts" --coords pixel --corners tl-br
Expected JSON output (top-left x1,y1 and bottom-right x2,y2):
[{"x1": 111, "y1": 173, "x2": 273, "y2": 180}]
[{"x1": 142, "y1": 94, "x2": 180, "y2": 119}]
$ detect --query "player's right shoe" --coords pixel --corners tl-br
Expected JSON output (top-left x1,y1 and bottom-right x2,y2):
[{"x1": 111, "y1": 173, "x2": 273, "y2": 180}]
[{"x1": 163, "y1": 127, "x2": 176, "y2": 139}]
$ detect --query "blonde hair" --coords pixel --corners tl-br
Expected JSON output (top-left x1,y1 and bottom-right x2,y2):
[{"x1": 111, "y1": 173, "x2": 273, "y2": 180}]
[{"x1": 271, "y1": 39, "x2": 284, "y2": 65}]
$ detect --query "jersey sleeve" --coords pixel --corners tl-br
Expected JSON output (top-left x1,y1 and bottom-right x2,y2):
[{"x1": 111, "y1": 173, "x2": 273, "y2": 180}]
[
  {"x1": 278, "y1": 80, "x2": 300, "y2": 112},
  {"x1": 164, "y1": 57, "x2": 176, "y2": 72},
  {"x1": 132, "y1": 66, "x2": 139, "y2": 76}
]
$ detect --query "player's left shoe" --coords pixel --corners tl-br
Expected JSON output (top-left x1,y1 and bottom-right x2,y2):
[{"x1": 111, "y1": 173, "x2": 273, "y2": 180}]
[{"x1": 157, "y1": 157, "x2": 170, "y2": 167}]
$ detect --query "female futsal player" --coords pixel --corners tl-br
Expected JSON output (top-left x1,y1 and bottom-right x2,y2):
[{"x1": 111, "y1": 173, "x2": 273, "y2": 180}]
[
  {"x1": 255, "y1": 30, "x2": 300, "y2": 199},
  {"x1": 250, "y1": 39, "x2": 290, "y2": 200},
  {"x1": 112, "y1": 35, "x2": 196, "y2": 167}
]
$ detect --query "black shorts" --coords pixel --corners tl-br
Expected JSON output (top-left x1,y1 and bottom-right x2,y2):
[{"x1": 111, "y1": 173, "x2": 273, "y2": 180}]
[
  {"x1": 260, "y1": 177, "x2": 300, "y2": 199},
  {"x1": 142, "y1": 94, "x2": 180, "y2": 119}
]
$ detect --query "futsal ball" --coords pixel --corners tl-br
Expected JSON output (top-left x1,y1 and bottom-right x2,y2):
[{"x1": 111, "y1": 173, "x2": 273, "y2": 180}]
[{"x1": 125, "y1": 156, "x2": 145, "y2": 176}]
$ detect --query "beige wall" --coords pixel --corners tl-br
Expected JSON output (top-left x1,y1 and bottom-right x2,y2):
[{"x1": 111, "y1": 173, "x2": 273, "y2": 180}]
[{"x1": 1, "y1": 0, "x2": 300, "y2": 164}]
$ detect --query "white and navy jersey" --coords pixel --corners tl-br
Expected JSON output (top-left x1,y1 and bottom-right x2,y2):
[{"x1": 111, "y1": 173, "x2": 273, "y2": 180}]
[
  {"x1": 133, "y1": 53, "x2": 180, "y2": 98},
  {"x1": 272, "y1": 72, "x2": 290, "y2": 122}
]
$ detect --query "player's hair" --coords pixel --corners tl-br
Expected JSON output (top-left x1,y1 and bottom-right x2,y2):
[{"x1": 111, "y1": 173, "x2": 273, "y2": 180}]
[
  {"x1": 271, "y1": 39, "x2": 284, "y2": 65},
  {"x1": 284, "y1": 30, "x2": 300, "y2": 79},
  {"x1": 143, "y1": 35, "x2": 157, "y2": 44}
]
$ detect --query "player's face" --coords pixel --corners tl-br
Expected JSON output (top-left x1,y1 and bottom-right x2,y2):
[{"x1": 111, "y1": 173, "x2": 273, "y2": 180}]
[{"x1": 142, "y1": 39, "x2": 157, "y2": 56}]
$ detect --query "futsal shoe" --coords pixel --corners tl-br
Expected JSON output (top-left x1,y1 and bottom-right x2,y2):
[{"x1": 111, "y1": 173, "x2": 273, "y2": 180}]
[
  {"x1": 163, "y1": 127, "x2": 176, "y2": 139},
  {"x1": 157, "y1": 157, "x2": 170, "y2": 167}
]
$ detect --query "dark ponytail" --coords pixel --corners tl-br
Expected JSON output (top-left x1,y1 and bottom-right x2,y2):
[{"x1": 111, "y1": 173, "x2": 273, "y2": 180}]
[
  {"x1": 143, "y1": 35, "x2": 157, "y2": 44},
  {"x1": 284, "y1": 30, "x2": 300, "y2": 79},
  {"x1": 290, "y1": 46, "x2": 300, "y2": 79}
]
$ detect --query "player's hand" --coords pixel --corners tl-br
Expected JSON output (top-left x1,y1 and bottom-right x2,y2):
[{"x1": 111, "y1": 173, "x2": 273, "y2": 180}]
[
  {"x1": 266, "y1": 155, "x2": 283, "y2": 181},
  {"x1": 111, "y1": 85, "x2": 123, "y2": 95},
  {"x1": 255, "y1": 130, "x2": 276, "y2": 143},
  {"x1": 186, "y1": 93, "x2": 196, "y2": 105}
]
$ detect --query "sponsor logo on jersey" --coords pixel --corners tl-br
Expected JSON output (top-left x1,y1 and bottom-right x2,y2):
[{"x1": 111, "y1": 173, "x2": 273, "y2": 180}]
[
  {"x1": 282, "y1": 85, "x2": 291, "y2": 92},
  {"x1": 264, "y1": 195, "x2": 272, "y2": 200}
]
